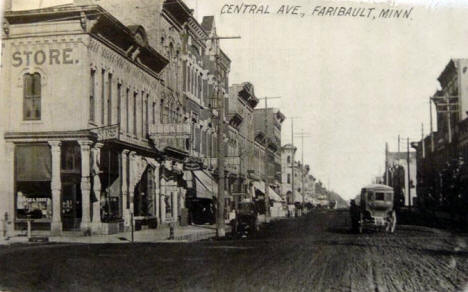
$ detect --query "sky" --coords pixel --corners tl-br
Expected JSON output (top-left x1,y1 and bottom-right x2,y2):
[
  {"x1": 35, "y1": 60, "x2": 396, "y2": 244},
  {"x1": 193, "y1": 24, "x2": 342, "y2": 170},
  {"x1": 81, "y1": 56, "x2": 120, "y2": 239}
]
[
  {"x1": 182, "y1": 0, "x2": 468, "y2": 200},
  {"x1": 4, "y1": 0, "x2": 468, "y2": 200}
]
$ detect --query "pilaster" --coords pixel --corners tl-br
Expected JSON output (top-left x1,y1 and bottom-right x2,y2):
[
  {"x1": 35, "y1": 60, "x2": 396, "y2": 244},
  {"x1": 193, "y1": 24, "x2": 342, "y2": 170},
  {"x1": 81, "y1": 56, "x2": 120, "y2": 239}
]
[
  {"x1": 78, "y1": 140, "x2": 92, "y2": 234},
  {"x1": 49, "y1": 141, "x2": 62, "y2": 235},
  {"x1": 91, "y1": 142, "x2": 103, "y2": 234},
  {"x1": 121, "y1": 149, "x2": 130, "y2": 229}
]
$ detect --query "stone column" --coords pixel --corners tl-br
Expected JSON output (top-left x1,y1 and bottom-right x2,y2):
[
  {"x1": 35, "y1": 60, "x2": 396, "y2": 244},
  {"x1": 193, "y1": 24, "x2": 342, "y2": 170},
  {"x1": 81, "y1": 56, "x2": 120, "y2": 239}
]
[
  {"x1": 49, "y1": 141, "x2": 62, "y2": 235},
  {"x1": 78, "y1": 140, "x2": 92, "y2": 234},
  {"x1": 121, "y1": 150, "x2": 130, "y2": 229},
  {"x1": 91, "y1": 142, "x2": 103, "y2": 234}
]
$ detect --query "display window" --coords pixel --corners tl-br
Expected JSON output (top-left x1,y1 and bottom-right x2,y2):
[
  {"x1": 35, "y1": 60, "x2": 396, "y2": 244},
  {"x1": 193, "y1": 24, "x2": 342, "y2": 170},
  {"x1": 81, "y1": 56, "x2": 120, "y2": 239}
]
[
  {"x1": 16, "y1": 182, "x2": 52, "y2": 220},
  {"x1": 15, "y1": 144, "x2": 52, "y2": 221}
]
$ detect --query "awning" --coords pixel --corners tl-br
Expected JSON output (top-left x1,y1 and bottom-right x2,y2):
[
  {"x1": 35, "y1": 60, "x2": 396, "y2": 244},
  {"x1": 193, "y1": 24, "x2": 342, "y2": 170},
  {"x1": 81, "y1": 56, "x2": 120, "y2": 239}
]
[
  {"x1": 269, "y1": 189, "x2": 284, "y2": 202},
  {"x1": 193, "y1": 170, "x2": 218, "y2": 199},
  {"x1": 15, "y1": 144, "x2": 51, "y2": 182},
  {"x1": 253, "y1": 181, "x2": 284, "y2": 202}
]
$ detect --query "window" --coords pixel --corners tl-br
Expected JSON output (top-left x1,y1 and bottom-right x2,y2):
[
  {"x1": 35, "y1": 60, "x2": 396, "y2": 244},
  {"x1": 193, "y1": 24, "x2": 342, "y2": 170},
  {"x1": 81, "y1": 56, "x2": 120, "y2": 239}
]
[
  {"x1": 126, "y1": 88, "x2": 129, "y2": 133},
  {"x1": 287, "y1": 155, "x2": 291, "y2": 164},
  {"x1": 101, "y1": 69, "x2": 105, "y2": 124},
  {"x1": 152, "y1": 102, "x2": 156, "y2": 125},
  {"x1": 89, "y1": 70, "x2": 95, "y2": 122},
  {"x1": 145, "y1": 95, "x2": 149, "y2": 137},
  {"x1": 133, "y1": 92, "x2": 137, "y2": 136},
  {"x1": 15, "y1": 144, "x2": 52, "y2": 220},
  {"x1": 107, "y1": 73, "x2": 112, "y2": 125},
  {"x1": 375, "y1": 192, "x2": 385, "y2": 201},
  {"x1": 160, "y1": 99, "x2": 164, "y2": 124},
  {"x1": 141, "y1": 91, "x2": 144, "y2": 137},
  {"x1": 287, "y1": 174, "x2": 291, "y2": 184},
  {"x1": 117, "y1": 83, "x2": 121, "y2": 125},
  {"x1": 23, "y1": 73, "x2": 41, "y2": 120}
]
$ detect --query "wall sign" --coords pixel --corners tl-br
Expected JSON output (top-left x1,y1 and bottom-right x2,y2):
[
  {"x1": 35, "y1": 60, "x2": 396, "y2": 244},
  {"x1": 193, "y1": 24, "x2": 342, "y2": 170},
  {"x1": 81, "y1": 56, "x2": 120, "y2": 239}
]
[{"x1": 12, "y1": 48, "x2": 78, "y2": 67}]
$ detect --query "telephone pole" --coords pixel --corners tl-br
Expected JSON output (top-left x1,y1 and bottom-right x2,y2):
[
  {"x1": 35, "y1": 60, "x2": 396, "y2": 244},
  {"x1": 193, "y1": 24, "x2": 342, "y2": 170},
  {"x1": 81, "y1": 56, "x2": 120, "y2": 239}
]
[
  {"x1": 295, "y1": 130, "x2": 312, "y2": 210},
  {"x1": 289, "y1": 117, "x2": 300, "y2": 214},
  {"x1": 385, "y1": 142, "x2": 389, "y2": 185},
  {"x1": 258, "y1": 97, "x2": 280, "y2": 223},
  {"x1": 203, "y1": 35, "x2": 241, "y2": 239},
  {"x1": 407, "y1": 137, "x2": 411, "y2": 212}
]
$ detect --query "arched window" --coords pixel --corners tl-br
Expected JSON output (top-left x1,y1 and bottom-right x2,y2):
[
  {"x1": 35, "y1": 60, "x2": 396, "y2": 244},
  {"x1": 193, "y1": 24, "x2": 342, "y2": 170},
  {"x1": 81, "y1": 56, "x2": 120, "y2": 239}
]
[
  {"x1": 23, "y1": 73, "x2": 41, "y2": 120},
  {"x1": 287, "y1": 155, "x2": 291, "y2": 164}
]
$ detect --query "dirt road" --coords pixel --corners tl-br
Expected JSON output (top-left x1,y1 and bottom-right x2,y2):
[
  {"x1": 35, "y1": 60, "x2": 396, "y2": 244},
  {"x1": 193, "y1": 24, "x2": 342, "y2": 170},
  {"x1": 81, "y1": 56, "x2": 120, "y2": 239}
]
[{"x1": 0, "y1": 209, "x2": 467, "y2": 291}]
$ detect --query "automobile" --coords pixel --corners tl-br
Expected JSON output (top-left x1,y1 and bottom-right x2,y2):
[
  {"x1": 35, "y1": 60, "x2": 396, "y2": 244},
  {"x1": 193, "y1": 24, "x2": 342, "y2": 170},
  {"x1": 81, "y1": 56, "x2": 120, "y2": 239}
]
[
  {"x1": 234, "y1": 199, "x2": 259, "y2": 237},
  {"x1": 350, "y1": 184, "x2": 396, "y2": 233},
  {"x1": 190, "y1": 198, "x2": 216, "y2": 225}
]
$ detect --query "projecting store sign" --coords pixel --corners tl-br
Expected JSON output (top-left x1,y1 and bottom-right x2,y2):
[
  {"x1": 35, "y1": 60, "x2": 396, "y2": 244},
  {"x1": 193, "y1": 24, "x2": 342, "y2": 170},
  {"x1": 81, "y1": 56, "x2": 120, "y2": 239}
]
[{"x1": 92, "y1": 125, "x2": 120, "y2": 141}]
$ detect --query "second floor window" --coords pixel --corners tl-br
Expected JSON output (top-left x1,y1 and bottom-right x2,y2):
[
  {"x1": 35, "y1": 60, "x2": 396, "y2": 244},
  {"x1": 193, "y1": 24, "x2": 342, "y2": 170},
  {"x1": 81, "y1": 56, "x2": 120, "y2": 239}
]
[
  {"x1": 287, "y1": 174, "x2": 291, "y2": 184},
  {"x1": 90, "y1": 70, "x2": 95, "y2": 122},
  {"x1": 23, "y1": 73, "x2": 41, "y2": 120}
]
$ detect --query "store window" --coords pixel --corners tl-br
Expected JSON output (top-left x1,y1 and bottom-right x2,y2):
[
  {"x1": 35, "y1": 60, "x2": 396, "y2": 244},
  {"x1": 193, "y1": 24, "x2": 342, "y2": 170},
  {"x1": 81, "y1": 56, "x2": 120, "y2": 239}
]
[
  {"x1": 23, "y1": 73, "x2": 41, "y2": 120},
  {"x1": 15, "y1": 144, "x2": 52, "y2": 220}
]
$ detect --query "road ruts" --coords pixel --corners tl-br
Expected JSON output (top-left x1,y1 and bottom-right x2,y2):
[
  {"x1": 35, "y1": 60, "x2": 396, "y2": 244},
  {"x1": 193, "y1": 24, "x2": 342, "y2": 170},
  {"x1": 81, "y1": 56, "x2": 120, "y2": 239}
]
[{"x1": 0, "y1": 209, "x2": 467, "y2": 292}]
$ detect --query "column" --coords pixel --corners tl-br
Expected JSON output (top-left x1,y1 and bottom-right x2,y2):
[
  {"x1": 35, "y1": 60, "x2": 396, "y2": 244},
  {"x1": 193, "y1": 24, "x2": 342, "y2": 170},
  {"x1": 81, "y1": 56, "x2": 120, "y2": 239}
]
[
  {"x1": 91, "y1": 142, "x2": 103, "y2": 234},
  {"x1": 4, "y1": 143, "x2": 15, "y2": 238},
  {"x1": 49, "y1": 141, "x2": 62, "y2": 235},
  {"x1": 121, "y1": 150, "x2": 130, "y2": 229},
  {"x1": 78, "y1": 140, "x2": 92, "y2": 234}
]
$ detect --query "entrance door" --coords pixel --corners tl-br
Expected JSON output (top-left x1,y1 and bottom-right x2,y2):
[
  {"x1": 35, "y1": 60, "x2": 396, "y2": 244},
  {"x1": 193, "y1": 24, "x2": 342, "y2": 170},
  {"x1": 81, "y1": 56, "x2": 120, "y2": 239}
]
[{"x1": 62, "y1": 182, "x2": 82, "y2": 230}]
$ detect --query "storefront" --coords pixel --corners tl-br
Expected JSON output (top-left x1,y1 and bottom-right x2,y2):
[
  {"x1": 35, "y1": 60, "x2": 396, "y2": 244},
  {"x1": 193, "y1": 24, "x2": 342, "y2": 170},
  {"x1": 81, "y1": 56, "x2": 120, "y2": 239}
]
[
  {"x1": 185, "y1": 169, "x2": 218, "y2": 225},
  {"x1": 14, "y1": 143, "x2": 53, "y2": 230},
  {"x1": 252, "y1": 180, "x2": 284, "y2": 217}
]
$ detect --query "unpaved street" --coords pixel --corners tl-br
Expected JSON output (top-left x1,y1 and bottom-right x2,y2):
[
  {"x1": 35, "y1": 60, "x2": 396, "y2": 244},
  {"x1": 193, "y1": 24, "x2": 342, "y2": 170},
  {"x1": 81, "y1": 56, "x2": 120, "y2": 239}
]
[{"x1": 0, "y1": 210, "x2": 467, "y2": 291}]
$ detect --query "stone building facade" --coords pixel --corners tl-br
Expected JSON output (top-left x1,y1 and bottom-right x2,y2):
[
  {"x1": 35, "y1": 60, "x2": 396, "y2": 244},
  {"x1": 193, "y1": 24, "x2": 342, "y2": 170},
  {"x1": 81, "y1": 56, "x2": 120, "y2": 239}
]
[{"x1": 0, "y1": 0, "x2": 234, "y2": 236}]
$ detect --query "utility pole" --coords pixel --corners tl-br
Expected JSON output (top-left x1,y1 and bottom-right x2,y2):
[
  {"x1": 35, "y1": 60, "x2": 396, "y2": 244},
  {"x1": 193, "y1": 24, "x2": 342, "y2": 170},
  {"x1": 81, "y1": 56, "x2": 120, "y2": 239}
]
[
  {"x1": 202, "y1": 35, "x2": 241, "y2": 239},
  {"x1": 385, "y1": 142, "x2": 389, "y2": 185},
  {"x1": 289, "y1": 117, "x2": 300, "y2": 215},
  {"x1": 258, "y1": 97, "x2": 280, "y2": 223},
  {"x1": 431, "y1": 93, "x2": 458, "y2": 145},
  {"x1": 295, "y1": 130, "x2": 312, "y2": 210},
  {"x1": 407, "y1": 137, "x2": 411, "y2": 212},
  {"x1": 421, "y1": 123, "x2": 425, "y2": 159},
  {"x1": 430, "y1": 98, "x2": 434, "y2": 152}
]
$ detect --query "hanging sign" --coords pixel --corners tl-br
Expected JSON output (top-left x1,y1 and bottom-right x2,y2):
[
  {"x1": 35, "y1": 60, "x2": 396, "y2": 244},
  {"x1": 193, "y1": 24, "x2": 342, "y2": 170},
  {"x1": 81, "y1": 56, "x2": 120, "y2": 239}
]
[{"x1": 92, "y1": 125, "x2": 120, "y2": 141}]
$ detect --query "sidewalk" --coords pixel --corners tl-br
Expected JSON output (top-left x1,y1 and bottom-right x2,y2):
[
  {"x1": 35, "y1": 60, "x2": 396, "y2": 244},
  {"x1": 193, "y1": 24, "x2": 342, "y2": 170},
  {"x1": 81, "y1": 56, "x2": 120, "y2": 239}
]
[{"x1": 0, "y1": 224, "x2": 232, "y2": 246}]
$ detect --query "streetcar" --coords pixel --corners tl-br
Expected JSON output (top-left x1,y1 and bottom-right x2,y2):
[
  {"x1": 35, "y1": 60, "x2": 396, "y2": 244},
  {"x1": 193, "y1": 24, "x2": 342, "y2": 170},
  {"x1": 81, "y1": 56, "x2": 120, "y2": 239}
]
[{"x1": 350, "y1": 184, "x2": 396, "y2": 233}]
